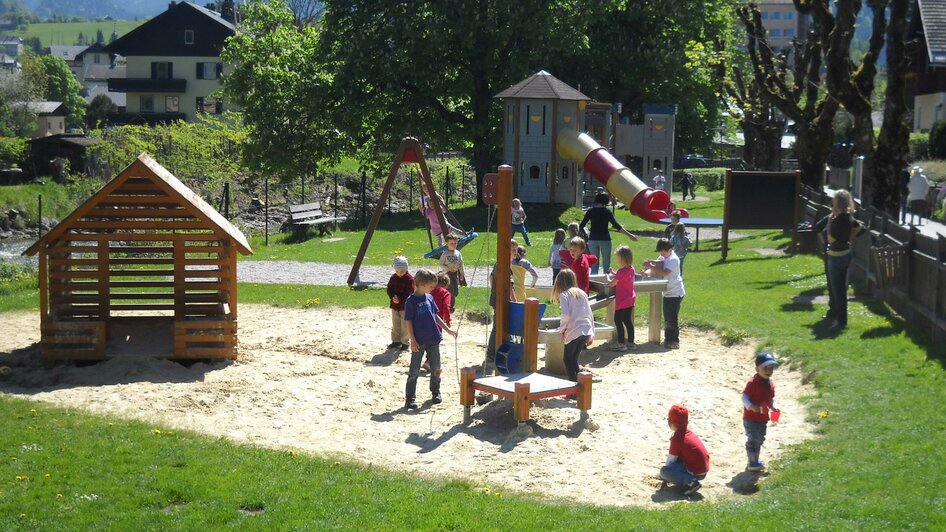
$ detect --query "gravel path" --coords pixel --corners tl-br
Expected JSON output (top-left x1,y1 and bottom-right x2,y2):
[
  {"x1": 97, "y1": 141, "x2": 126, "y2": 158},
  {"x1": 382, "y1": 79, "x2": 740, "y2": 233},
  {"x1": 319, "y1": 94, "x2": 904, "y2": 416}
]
[{"x1": 237, "y1": 259, "x2": 557, "y2": 287}]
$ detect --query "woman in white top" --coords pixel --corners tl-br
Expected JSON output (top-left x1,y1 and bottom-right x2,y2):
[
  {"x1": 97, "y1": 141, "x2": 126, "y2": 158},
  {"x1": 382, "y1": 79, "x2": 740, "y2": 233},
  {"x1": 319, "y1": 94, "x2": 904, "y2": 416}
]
[{"x1": 907, "y1": 166, "x2": 930, "y2": 226}]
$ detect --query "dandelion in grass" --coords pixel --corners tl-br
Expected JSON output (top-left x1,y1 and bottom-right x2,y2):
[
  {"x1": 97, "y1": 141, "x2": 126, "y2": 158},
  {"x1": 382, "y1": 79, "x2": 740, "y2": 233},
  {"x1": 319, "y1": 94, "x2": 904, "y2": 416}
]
[
  {"x1": 334, "y1": 461, "x2": 340, "y2": 466},
  {"x1": 819, "y1": 410, "x2": 830, "y2": 419},
  {"x1": 153, "y1": 429, "x2": 162, "y2": 434},
  {"x1": 15, "y1": 475, "x2": 27, "y2": 481},
  {"x1": 56, "y1": 493, "x2": 63, "y2": 498}
]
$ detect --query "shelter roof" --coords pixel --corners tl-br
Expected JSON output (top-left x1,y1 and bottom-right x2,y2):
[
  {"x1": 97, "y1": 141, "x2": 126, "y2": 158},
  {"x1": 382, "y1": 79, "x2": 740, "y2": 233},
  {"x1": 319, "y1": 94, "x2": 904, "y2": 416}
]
[
  {"x1": 24, "y1": 153, "x2": 252, "y2": 256},
  {"x1": 494, "y1": 70, "x2": 590, "y2": 100}
]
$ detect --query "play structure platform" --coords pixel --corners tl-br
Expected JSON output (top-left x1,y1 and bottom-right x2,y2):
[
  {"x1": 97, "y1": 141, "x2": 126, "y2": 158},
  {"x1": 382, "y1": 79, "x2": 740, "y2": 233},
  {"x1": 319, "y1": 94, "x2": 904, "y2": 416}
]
[{"x1": 461, "y1": 368, "x2": 592, "y2": 425}]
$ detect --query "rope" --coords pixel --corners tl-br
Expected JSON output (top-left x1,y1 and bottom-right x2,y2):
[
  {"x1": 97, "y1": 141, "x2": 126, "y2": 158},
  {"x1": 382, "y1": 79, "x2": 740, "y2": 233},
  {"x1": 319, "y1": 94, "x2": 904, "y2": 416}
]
[{"x1": 449, "y1": 203, "x2": 496, "y2": 384}]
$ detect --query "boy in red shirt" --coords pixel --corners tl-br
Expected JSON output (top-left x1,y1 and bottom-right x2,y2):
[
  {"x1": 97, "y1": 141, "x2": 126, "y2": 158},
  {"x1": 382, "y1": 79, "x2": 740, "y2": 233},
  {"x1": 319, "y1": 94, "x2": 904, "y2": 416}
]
[
  {"x1": 558, "y1": 237, "x2": 598, "y2": 293},
  {"x1": 386, "y1": 256, "x2": 414, "y2": 351},
  {"x1": 742, "y1": 352, "x2": 780, "y2": 472},
  {"x1": 660, "y1": 404, "x2": 710, "y2": 496}
]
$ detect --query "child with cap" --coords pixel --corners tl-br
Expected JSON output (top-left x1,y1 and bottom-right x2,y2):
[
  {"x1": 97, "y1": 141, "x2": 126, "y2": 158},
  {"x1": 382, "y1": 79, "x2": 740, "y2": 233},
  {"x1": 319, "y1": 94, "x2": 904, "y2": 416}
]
[
  {"x1": 660, "y1": 404, "x2": 710, "y2": 496},
  {"x1": 386, "y1": 256, "x2": 414, "y2": 351},
  {"x1": 742, "y1": 352, "x2": 781, "y2": 472}
]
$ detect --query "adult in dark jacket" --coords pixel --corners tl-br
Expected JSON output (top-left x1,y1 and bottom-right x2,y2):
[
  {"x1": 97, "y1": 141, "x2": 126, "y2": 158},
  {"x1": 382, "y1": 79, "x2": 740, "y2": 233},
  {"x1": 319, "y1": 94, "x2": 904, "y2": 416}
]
[
  {"x1": 813, "y1": 190, "x2": 865, "y2": 331},
  {"x1": 579, "y1": 192, "x2": 638, "y2": 274}
]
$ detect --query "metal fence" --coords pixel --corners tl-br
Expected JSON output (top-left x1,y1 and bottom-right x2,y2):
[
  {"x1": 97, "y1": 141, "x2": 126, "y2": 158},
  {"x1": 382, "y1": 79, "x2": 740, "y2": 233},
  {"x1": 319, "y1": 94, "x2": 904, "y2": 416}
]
[{"x1": 800, "y1": 186, "x2": 946, "y2": 342}]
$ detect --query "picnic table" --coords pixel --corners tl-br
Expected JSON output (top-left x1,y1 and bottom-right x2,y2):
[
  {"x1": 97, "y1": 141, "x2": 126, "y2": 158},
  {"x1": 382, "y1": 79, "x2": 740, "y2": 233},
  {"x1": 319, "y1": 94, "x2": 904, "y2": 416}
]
[{"x1": 660, "y1": 216, "x2": 724, "y2": 251}]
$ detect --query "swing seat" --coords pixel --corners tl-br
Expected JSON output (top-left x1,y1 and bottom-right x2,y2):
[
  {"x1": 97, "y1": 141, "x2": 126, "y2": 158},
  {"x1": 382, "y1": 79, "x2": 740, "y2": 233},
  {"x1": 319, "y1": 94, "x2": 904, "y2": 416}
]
[{"x1": 423, "y1": 231, "x2": 479, "y2": 259}]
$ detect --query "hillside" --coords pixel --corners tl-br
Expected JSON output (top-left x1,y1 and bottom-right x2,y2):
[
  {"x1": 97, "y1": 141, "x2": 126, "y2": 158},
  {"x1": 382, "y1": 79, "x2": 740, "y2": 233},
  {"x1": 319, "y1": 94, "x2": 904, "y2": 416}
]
[{"x1": 22, "y1": 0, "x2": 176, "y2": 20}]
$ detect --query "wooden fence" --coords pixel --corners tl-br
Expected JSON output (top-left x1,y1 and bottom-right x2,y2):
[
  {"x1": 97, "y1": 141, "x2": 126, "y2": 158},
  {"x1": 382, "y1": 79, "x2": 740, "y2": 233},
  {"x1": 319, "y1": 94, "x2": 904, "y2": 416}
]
[{"x1": 799, "y1": 186, "x2": 946, "y2": 342}]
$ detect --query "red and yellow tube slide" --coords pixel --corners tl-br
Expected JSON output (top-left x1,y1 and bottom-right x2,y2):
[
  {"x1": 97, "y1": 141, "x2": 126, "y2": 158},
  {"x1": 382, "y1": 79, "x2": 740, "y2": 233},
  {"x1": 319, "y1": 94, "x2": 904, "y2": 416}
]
[{"x1": 557, "y1": 129, "x2": 672, "y2": 223}]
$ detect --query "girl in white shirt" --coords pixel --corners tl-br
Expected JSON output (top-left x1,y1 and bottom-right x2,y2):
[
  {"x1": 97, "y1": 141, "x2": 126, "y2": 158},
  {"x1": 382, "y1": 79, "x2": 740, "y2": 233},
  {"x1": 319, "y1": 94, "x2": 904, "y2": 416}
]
[{"x1": 552, "y1": 269, "x2": 595, "y2": 384}]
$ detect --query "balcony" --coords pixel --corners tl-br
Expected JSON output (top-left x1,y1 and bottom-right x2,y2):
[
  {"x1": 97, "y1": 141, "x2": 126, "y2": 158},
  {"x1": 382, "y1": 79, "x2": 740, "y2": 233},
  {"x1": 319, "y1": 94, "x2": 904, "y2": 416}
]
[{"x1": 108, "y1": 78, "x2": 187, "y2": 93}]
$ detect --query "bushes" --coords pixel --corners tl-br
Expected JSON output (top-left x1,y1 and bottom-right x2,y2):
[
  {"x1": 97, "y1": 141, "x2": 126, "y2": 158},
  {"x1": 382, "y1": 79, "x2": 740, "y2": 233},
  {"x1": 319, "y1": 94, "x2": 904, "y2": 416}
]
[
  {"x1": 672, "y1": 167, "x2": 727, "y2": 191},
  {"x1": 928, "y1": 119, "x2": 946, "y2": 158},
  {"x1": 0, "y1": 137, "x2": 27, "y2": 169},
  {"x1": 909, "y1": 132, "x2": 930, "y2": 161}
]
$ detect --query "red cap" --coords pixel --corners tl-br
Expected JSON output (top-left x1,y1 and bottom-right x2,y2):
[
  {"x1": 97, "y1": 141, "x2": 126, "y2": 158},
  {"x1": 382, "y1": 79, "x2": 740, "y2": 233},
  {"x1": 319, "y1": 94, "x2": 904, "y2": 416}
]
[{"x1": 668, "y1": 404, "x2": 689, "y2": 426}]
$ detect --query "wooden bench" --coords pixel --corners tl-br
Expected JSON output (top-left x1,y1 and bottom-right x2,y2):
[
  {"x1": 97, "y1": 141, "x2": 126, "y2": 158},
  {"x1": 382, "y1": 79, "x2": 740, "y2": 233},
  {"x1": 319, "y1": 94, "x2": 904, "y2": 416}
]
[{"x1": 288, "y1": 202, "x2": 341, "y2": 238}]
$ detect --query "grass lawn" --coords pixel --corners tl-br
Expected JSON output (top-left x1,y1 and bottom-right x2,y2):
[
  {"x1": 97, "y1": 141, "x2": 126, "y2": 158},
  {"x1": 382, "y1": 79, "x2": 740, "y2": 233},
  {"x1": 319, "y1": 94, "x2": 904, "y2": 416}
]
[
  {"x1": 11, "y1": 20, "x2": 143, "y2": 47},
  {"x1": 0, "y1": 182, "x2": 80, "y2": 222},
  {"x1": 1, "y1": 191, "x2": 945, "y2": 528}
]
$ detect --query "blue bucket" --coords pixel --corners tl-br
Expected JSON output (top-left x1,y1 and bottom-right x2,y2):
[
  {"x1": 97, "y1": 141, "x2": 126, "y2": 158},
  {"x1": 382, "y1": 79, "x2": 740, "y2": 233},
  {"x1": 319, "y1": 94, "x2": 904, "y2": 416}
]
[{"x1": 506, "y1": 301, "x2": 547, "y2": 337}]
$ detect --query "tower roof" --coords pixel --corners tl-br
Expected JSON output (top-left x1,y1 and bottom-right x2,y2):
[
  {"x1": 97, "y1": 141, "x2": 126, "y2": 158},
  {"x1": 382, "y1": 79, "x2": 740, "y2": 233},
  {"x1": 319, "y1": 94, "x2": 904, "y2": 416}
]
[{"x1": 494, "y1": 70, "x2": 590, "y2": 100}]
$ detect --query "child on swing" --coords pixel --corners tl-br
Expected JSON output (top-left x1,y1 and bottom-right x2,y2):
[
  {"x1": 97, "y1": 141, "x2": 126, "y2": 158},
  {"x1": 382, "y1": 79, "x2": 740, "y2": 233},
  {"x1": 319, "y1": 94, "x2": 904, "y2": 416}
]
[{"x1": 420, "y1": 183, "x2": 462, "y2": 247}]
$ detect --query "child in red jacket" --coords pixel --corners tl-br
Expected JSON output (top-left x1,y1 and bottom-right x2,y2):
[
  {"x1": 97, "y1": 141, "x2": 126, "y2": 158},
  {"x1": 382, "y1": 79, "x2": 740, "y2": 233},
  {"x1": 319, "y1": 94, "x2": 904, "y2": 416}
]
[
  {"x1": 386, "y1": 256, "x2": 414, "y2": 351},
  {"x1": 660, "y1": 404, "x2": 710, "y2": 496},
  {"x1": 559, "y1": 237, "x2": 597, "y2": 293}
]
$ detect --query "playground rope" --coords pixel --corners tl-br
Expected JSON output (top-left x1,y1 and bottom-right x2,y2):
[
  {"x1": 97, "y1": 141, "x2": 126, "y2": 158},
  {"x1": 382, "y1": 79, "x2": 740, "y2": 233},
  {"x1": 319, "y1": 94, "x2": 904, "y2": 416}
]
[{"x1": 449, "y1": 203, "x2": 496, "y2": 384}]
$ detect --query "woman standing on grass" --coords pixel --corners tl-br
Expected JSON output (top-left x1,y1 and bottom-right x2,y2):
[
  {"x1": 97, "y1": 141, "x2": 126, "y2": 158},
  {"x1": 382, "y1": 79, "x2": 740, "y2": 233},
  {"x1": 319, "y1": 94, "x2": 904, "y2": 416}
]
[
  {"x1": 579, "y1": 192, "x2": 638, "y2": 275},
  {"x1": 814, "y1": 190, "x2": 865, "y2": 331}
]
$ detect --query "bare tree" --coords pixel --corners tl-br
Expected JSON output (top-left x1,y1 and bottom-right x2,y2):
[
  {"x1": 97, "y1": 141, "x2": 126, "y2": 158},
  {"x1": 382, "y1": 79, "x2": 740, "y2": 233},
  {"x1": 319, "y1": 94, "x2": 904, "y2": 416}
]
[
  {"x1": 738, "y1": 4, "x2": 839, "y2": 187},
  {"x1": 725, "y1": 54, "x2": 787, "y2": 171},
  {"x1": 285, "y1": 0, "x2": 323, "y2": 27}
]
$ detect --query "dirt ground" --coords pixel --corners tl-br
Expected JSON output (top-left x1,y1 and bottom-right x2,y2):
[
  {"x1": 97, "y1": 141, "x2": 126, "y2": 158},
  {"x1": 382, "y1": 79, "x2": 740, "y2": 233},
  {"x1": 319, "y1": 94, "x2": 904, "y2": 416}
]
[{"x1": 0, "y1": 305, "x2": 816, "y2": 507}]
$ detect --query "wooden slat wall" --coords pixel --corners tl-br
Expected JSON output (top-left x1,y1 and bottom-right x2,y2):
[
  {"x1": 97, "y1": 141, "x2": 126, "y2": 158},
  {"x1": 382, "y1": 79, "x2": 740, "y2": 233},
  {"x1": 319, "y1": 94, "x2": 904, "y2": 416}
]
[{"x1": 40, "y1": 175, "x2": 240, "y2": 359}]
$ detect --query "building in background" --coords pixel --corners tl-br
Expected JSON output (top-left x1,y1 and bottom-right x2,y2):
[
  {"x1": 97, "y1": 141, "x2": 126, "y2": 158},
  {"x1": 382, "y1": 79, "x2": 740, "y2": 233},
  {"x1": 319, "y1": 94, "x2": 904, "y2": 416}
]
[
  {"x1": 753, "y1": 0, "x2": 810, "y2": 49},
  {"x1": 910, "y1": 0, "x2": 946, "y2": 132},
  {"x1": 104, "y1": 1, "x2": 235, "y2": 124}
]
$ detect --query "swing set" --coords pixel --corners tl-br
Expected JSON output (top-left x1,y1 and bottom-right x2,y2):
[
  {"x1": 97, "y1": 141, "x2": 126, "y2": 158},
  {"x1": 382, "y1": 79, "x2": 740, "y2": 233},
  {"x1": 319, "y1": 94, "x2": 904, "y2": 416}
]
[{"x1": 346, "y1": 137, "x2": 477, "y2": 286}]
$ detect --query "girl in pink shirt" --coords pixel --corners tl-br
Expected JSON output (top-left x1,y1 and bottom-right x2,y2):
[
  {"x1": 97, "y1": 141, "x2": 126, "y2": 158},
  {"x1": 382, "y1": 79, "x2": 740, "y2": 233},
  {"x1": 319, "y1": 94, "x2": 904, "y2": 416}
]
[{"x1": 608, "y1": 245, "x2": 637, "y2": 351}]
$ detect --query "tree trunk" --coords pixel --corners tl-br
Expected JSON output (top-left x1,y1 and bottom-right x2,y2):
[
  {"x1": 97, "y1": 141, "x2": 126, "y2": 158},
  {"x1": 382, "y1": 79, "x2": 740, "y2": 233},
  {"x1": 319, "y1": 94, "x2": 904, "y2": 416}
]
[
  {"x1": 469, "y1": 74, "x2": 497, "y2": 206},
  {"x1": 869, "y1": 0, "x2": 911, "y2": 217},
  {"x1": 793, "y1": 110, "x2": 837, "y2": 188}
]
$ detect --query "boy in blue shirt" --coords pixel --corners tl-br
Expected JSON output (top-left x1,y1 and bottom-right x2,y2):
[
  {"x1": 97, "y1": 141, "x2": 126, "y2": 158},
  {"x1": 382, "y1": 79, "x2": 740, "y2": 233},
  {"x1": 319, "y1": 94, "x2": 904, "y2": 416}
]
[{"x1": 404, "y1": 268, "x2": 457, "y2": 410}]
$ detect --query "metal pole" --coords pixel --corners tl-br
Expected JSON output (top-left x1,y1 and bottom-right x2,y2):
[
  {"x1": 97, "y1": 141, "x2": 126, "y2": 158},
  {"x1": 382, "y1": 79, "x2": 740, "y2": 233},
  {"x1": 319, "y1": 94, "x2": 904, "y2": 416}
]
[
  {"x1": 333, "y1": 172, "x2": 338, "y2": 219},
  {"x1": 224, "y1": 182, "x2": 230, "y2": 218},
  {"x1": 445, "y1": 166, "x2": 451, "y2": 208},
  {"x1": 264, "y1": 177, "x2": 269, "y2": 246},
  {"x1": 460, "y1": 165, "x2": 465, "y2": 204},
  {"x1": 409, "y1": 167, "x2": 414, "y2": 210},
  {"x1": 301, "y1": 174, "x2": 305, "y2": 204},
  {"x1": 37, "y1": 194, "x2": 43, "y2": 240},
  {"x1": 361, "y1": 170, "x2": 367, "y2": 227}
]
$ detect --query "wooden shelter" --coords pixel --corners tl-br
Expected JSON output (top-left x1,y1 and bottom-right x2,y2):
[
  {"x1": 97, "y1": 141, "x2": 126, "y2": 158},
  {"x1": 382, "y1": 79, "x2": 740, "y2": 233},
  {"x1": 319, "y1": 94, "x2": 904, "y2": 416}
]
[{"x1": 23, "y1": 153, "x2": 252, "y2": 360}]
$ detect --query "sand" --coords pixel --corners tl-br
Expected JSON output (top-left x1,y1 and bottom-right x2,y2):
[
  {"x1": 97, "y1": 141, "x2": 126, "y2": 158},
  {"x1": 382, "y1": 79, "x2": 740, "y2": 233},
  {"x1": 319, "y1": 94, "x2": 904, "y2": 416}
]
[{"x1": 0, "y1": 304, "x2": 816, "y2": 506}]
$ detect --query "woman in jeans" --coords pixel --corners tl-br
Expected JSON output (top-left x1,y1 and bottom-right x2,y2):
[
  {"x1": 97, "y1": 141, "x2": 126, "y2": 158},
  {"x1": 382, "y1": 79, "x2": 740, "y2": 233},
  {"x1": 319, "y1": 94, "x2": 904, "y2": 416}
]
[
  {"x1": 579, "y1": 192, "x2": 638, "y2": 274},
  {"x1": 814, "y1": 190, "x2": 865, "y2": 331}
]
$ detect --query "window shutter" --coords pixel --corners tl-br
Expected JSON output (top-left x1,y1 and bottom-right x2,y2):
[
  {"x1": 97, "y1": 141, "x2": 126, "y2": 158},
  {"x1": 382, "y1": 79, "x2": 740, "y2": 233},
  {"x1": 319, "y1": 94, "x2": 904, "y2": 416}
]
[
  {"x1": 216, "y1": 63, "x2": 222, "y2": 78},
  {"x1": 196, "y1": 62, "x2": 202, "y2": 79},
  {"x1": 168, "y1": 62, "x2": 173, "y2": 79},
  {"x1": 151, "y1": 62, "x2": 157, "y2": 80}
]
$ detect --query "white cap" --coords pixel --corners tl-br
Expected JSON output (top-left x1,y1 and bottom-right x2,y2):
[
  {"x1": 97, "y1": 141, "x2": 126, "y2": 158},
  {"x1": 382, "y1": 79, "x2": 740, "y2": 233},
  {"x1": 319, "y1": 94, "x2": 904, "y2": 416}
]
[{"x1": 393, "y1": 256, "x2": 409, "y2": 270}]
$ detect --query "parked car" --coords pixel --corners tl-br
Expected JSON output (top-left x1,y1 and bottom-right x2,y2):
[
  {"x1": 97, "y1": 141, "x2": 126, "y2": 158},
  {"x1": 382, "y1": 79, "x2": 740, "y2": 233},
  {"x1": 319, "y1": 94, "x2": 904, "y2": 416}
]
[{"x1": 674, "y1": 155, "x2": 708, "y2": 168}]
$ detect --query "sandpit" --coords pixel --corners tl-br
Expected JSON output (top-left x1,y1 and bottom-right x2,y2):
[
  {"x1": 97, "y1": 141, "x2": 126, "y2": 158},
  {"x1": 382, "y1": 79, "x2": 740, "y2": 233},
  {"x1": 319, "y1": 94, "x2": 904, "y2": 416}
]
[{"x1": 0, "y1": 304, "x2": 816, "y2": 506}]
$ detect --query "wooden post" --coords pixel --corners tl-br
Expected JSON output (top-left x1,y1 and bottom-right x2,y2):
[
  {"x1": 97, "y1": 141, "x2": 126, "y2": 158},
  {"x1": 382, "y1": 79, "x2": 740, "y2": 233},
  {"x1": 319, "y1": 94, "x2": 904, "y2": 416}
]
[
  {"x1": 721, "y1": 169, "x2": 731, "y2": 259},
  {"x1": 264, "y1": 176, "x2": 269, "y2": 246},
  {"x1": 228, "y1": 241, "x2": 237, "y2": 321},
  {"x1": 460, "y1": 367, "x2": 476, "y2": 406},
  {"x1": 513, "y1": 381, "x2": 530, "y2": 423},
  {"x1": 461, "y1": 367, "x2": 476, "y2": 424},
  {"x1": 495, "y1": 165, "x2": 513, "y2": 357},
  {"x1": 174, "y1": 239, "x2": 186, "y2": 320},
  {"x1": 38, "y1": 244, "x2": 47, "y2": 326},
  {"x1": 577, "y1": 371, "x2": 593, "y2": 411},
  {"x1": 523, "y1": 297, "x2": 539, "y2": 372},
  {"x1": 97, "y1": 238, "x2": 109, "y2": 322}
]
